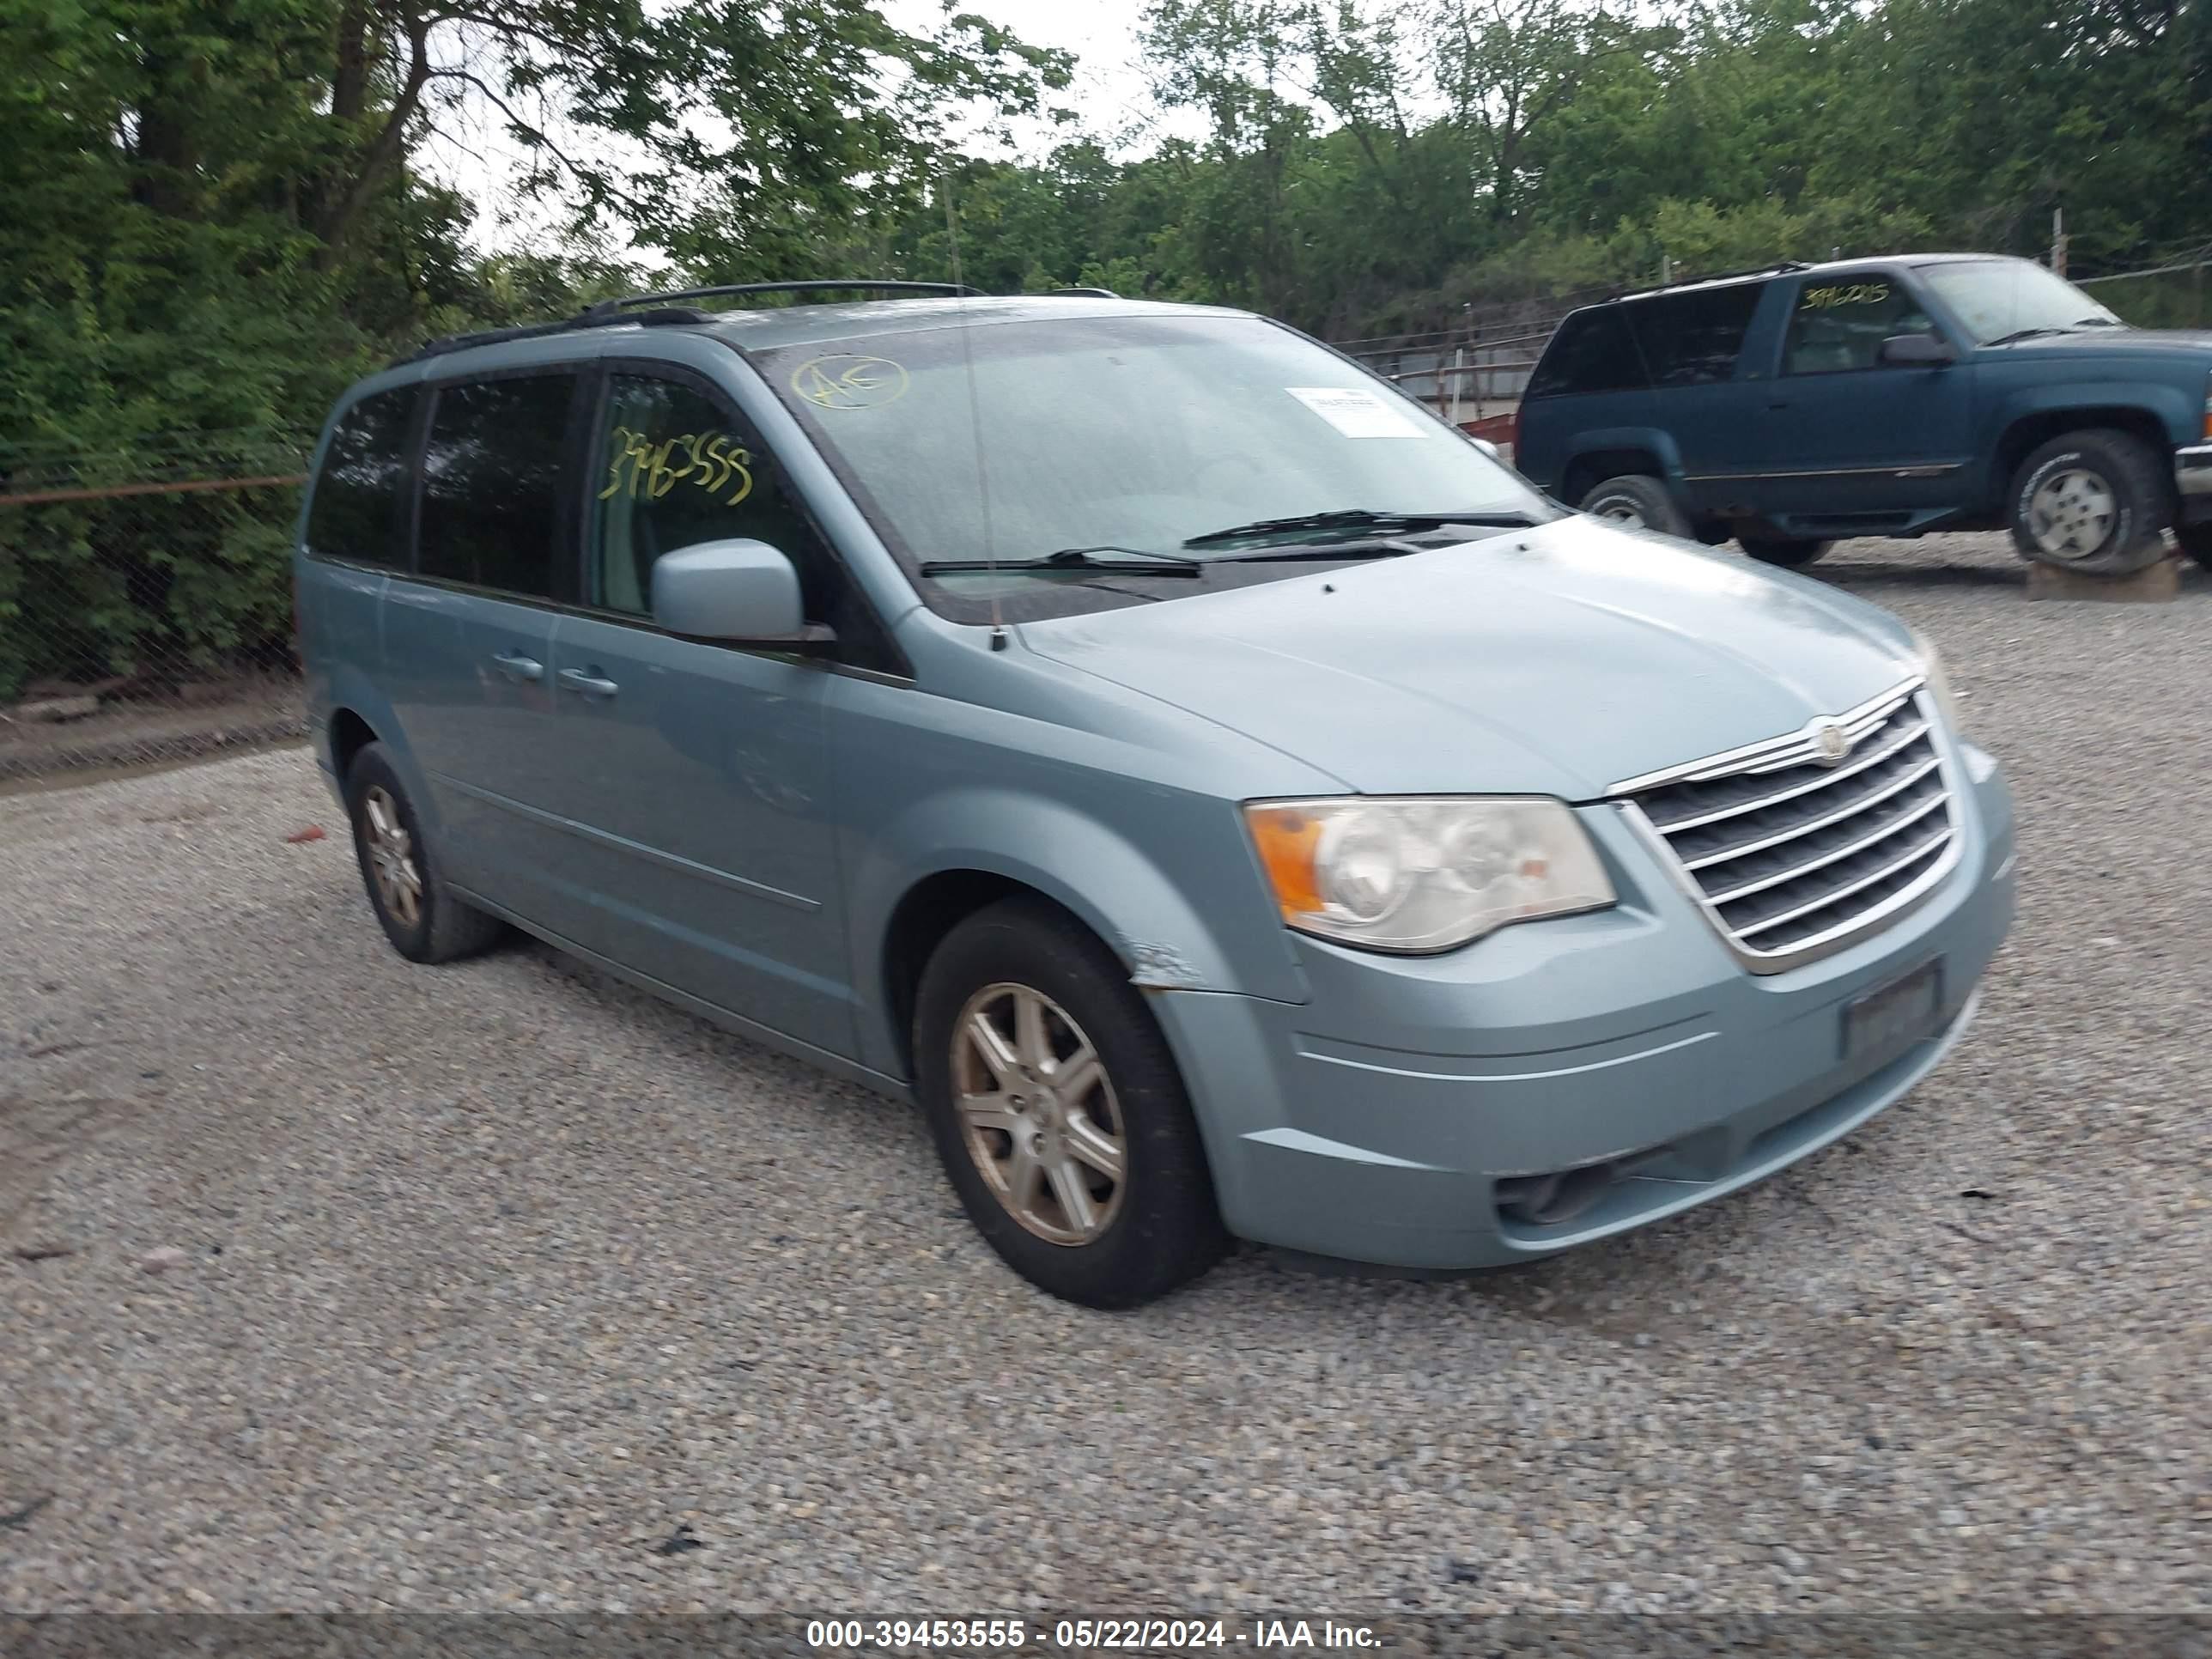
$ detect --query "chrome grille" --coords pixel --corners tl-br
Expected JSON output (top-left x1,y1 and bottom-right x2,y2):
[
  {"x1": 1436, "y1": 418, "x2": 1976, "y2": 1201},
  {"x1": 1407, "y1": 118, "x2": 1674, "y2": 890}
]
[{"x1": 1615, "y1": 684, "x2": 1956, "y2": 969}]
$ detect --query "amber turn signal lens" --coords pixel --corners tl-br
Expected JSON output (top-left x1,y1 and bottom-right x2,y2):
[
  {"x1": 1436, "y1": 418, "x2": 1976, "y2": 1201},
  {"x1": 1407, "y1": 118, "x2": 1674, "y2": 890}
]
[{"x1": 1246, "y1": 805, "x2": 1325, "y2": 918}]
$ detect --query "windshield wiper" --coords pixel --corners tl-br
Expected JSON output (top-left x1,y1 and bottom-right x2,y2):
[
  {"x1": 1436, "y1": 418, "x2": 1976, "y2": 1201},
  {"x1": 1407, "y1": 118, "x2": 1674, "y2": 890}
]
[
  {"x1": 1182, "y1": 507, "x2": 1545, "y2": 549},
  {"x1": 918, "y1": 545, "x2": 1203, "y2": 577},
  {"x1": 1984, "y1": 326, "x2": 2072, "y2": 347}
]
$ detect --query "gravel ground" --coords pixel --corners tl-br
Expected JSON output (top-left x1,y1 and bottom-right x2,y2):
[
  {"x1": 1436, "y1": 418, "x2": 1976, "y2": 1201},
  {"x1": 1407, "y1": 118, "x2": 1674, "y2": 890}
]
[{"x1": 3, "y1": 532, "x2": 2208, "y2": 1619}]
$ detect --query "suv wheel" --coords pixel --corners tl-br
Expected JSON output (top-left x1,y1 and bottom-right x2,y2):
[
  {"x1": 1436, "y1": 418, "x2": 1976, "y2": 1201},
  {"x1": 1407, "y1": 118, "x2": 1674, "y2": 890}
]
[
  {"x1": 2177, "y1": 522, "x2": 2212, "y2": 574},
  {"x1": 1580, "y1": 474, "x2": 1691, "y2": 539},
  {"x1": 1737, "y1": 536, "x2": 1833, "y2": 568},
  {"x1": 2008, "y1": 429, "x2": 2172, "y2": 576},
  {"x1": 914, "y1": 897, "x2": 1228, "y2": 1308},
  {"x1": 345, "y1": 742, "x2": 507, "y2": 963}
]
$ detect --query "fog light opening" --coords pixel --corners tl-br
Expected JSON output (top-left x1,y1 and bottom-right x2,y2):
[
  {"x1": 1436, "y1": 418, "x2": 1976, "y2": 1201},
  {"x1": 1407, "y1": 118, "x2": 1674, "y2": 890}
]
[{"x1": 1497, "y1": 1161, "x2": 1618, "y2": 1226}]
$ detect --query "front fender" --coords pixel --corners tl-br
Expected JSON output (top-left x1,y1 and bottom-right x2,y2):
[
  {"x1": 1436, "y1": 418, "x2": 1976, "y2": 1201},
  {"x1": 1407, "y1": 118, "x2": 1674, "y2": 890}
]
[
  {"x1": 1985, "y1": 381, "x2": 2198, "y2": 495},
  {"x1": 844, "y1": 788, "x2": 1311, "y2": 1079}
]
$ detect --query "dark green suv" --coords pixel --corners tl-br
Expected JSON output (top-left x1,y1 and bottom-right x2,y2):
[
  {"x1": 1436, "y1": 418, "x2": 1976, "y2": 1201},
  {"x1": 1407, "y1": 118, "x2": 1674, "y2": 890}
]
[{"x1": 1515, "y1": 254, "x2": 2212, "y2": 575}]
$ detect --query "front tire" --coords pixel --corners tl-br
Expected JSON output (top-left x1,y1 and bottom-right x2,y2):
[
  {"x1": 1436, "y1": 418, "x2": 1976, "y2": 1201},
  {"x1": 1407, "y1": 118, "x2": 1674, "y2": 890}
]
[
  {"x1": 2008, "y1": 429, "x2": 2171, "y2": 576},
  {"x1": 1738, "y1": 535, "x2": 1833, "y2": 568},
  {"x1": 914, "y1": 897, "x2": 1227, "y2": 1308},
  {"x1": 1579, "y1": 473, "x2": 1692, "y2": 540},
  {"x1": 345, "y1": 742, "x2": 507, "y2": 964}
]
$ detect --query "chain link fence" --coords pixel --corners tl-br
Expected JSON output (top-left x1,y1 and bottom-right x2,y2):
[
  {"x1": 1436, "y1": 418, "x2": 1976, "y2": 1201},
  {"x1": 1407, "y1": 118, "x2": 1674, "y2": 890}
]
[
  {"x1": 2077, "y1": 258, "x2": 2210, "y2": 330},
  {"x1": 0, "y1": 453, "x2": 313, "y2": 786}
]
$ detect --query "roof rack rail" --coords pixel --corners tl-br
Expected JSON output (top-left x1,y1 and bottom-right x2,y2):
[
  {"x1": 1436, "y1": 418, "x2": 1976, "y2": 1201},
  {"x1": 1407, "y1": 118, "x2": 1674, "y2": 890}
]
[
  {"x1": 1050, "y1": 286, "x2": 1120, "y2": 298},
  {"x1": 396, "y1": 279, "x2": 982, "y2": 366},
  {"x1": 1632, "y1": 258, "x2": 1813, "y2": 297},
  {"x1": 580, "y1": 279, "x2": 979, "y2": 321}
]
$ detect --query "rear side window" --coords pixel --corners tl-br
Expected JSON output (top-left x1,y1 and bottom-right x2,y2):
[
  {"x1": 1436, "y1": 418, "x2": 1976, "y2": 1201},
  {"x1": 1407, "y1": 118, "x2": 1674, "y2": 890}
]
[
  {"x1": 305, "y1": 390, "x2": 413, "y2": 566},
  {"x1": 1527, "y1": 307, "x2": 1646, "y2": 398},
  {"x1": 416, "y1": 374, "x2": 579, "y2": 598},
  {"x1": 1629, "y1": 284, "x2": 1762, "y2": 386}
]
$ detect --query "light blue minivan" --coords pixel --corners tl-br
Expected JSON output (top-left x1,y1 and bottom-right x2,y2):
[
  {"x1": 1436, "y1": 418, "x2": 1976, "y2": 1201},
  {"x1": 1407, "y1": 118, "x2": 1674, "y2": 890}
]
[{"x1": 295, "y1": 282, "x2": 2017, "y2": 1307}]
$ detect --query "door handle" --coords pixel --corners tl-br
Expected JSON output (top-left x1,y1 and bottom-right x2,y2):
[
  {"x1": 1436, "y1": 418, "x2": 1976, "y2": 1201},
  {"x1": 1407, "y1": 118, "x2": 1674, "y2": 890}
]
[
  {"x1": 1765, "y1": 400, "x2": 1790, "y2": 410},
  {"x1": 556, "y1": 667, "x2": 620, "y2": 699},
  {"x1": 490, "y1": 651, "x2": 544, "y2": 683}
]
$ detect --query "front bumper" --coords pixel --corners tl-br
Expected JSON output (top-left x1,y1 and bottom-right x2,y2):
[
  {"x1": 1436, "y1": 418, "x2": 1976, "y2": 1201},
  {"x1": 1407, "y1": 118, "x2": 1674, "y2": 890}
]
[
  {"x1": 1152, "y1": 739, "x2": 2016, "y2": 1270},
  {"x1": 2179, "y1": 444, "x2": 2212, "y2": 525}
]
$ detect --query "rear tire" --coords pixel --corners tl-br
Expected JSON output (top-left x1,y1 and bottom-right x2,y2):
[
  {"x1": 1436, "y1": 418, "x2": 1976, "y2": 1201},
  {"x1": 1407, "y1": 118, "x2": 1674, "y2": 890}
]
[
  {"x1": 2007, "y1": 429, "x2": 2171, "y2": 576},
  {"x1": 2177, "y1": 521, "x2": 2212, "y2": 574},
  {"x1": 345, "y1": 742, "x2": 507, "y2": 964},
  {"x1": 1580, "y1": 473, "x2": 1692, "y2": 540},
  {"x1": 1737, "y1": 536, "x2": 1833, "y2": 568},
  {"x1": 914, "y1": 897, "x2": 1228, "y2": 1308}
]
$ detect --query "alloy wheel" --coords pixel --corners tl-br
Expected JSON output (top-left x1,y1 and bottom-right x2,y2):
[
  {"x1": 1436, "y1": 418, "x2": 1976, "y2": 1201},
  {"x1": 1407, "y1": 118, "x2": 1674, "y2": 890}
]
[
  {"x1": 361, "y1": 784, "x2": 424, "y2": 927},
  {"x1": 950, "y1": 982, "x2": 1127, "y2": 1245}
]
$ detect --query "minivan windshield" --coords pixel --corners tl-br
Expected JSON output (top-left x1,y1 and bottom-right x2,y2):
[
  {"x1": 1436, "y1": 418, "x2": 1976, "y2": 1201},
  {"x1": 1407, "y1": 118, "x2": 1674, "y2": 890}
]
[
  {"x1": 757, "y1": 313, "x2": 1558, "y2": 623},
  {"x1": 1917, "y1": 259, "x2": 2123, "y2": 345}
]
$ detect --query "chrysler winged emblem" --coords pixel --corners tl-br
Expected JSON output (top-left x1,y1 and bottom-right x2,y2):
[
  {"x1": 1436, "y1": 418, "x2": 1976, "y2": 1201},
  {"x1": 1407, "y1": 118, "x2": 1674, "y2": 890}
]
[{"x1": 1808, "y1": 716, "x2": 1852, "y2": 766}]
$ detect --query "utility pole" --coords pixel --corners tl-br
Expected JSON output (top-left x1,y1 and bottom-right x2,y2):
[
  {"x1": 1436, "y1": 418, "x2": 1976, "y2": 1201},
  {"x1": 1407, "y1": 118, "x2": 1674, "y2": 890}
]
[{"x1": 2051, "y1": 210, "x2": 2068, "y2": 277}]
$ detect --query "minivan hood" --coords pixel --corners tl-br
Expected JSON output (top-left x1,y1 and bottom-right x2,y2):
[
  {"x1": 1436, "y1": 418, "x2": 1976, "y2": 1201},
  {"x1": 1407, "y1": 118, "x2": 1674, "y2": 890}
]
[{"x1": 1021, "y1": 517, "x2": 1923, "y2": 800}]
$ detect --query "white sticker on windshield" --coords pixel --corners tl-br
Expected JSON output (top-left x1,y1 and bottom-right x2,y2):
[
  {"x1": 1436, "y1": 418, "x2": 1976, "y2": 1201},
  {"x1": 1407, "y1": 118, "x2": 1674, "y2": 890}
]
[{"x1": 1285, "y1": 386, "x2": 1429, "y2": 439}]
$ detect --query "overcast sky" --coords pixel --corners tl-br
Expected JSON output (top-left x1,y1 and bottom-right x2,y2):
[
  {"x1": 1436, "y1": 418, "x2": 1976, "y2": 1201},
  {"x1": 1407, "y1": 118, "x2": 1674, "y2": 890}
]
[
  {"x1": 425, "y1": 1, "x2": 1188, "y2": 256},
  {"x1": 884, "y1": 0, "x2": 1181, "y2": 153}
]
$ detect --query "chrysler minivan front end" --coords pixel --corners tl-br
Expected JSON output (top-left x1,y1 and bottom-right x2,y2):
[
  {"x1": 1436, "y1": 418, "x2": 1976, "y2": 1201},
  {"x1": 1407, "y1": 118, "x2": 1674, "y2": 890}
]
[
  {"x1": 306, "y1": 288, "x2": 2015, "y2": 1306},
  {"x1": 1154, "y1": 675, "x2": 2014, "y2": 1271},
  {"x1": 996, "y1": 507, "x2": 2016, "y2": 1274}
]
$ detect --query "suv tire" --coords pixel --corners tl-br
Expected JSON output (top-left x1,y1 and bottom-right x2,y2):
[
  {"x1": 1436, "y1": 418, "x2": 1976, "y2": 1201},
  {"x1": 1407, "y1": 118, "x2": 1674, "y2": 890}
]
[
  {"x1": 1738, "y1": 536, "x2": 1833, "y2": 568},
  {"x1": 1580, "y1": 474, "x2": 1692, "y2": 540},
  {"x1": 2177, "y1": 522, "x2": 2212, "y2": 574},
  {"x1": 345, "y1": 742, "x2": 507, "y2": 963},
  {"x1": 914, "y1": 896, "x2": 1228, "y2": 1308},
  {"x1": 2008, "y1": 430, "x2": 2172, "y2": 576}
]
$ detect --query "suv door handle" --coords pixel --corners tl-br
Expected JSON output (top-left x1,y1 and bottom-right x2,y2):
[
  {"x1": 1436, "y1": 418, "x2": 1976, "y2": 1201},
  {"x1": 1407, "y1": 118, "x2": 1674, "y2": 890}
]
[
  {"x1": 490, "y1": 651, "x2": 544, "y2": 683},
  {"x1": 556, "y1": 667, "x2": 619, "y2": 699}
]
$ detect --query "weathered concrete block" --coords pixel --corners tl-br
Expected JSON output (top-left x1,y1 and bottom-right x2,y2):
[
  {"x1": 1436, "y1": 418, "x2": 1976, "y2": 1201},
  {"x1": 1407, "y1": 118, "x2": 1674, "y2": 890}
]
[
  {"x1": 13, "y1": 695, "x2": 102, "y2": 723},
  {"x1": 2026, "y1": 556, "x2": 2180, "y2": 603}
]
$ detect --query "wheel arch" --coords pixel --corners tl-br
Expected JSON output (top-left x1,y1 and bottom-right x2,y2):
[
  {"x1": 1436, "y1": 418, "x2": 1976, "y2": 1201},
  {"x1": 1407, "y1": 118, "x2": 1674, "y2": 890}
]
[
  {"x1": 1990, "y1": 393, "x2": 2190, "y2": 511},
  {"x1": 1559, "y1": 428, "x2": 1688, "y2": 509},
  {"x1": 328, "y1": 707, "x2": 380, "y2": 782},
  {"x1": 852, "y1": 794, "x2": 1307, "y2": 1084}
]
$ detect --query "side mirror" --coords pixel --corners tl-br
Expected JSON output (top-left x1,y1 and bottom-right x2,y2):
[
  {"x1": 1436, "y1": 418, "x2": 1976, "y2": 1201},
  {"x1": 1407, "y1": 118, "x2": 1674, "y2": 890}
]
[
  {"x1": 1878, "y1": 333, "x2": 1956, "y2": 368},
  {"x1": 651, "y1": 538, "x2": 828, "y2": 646},
  {"x1": 1468, "y1": 436, "x2": 1503, "y2": 461}
]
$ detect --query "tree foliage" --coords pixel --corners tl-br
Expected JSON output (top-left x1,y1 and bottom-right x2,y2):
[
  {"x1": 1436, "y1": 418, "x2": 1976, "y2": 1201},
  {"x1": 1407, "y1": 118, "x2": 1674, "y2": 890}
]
[
  {"x1": 2, "y1": 0, "x2": 2207, "y2": 696},
  {"x1": 0, "y1": 0, "x2": 1067, "y2": 694}
]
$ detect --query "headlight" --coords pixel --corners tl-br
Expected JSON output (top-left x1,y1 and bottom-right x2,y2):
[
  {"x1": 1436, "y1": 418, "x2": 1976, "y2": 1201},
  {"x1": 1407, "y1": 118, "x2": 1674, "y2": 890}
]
[
  {"x1": 1243, "y1": 796, "x2": 1616, "y2": 953},
  {"x1": 1908, "y1": 628, "x2": 1965, "y2": 735}
]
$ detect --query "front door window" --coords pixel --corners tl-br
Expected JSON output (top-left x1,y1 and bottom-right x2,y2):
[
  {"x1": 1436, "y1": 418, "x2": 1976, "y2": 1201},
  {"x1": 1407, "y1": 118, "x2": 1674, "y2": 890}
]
[{"x1": 1783, "y1": 276, "x2": 1940, "y2": 376}]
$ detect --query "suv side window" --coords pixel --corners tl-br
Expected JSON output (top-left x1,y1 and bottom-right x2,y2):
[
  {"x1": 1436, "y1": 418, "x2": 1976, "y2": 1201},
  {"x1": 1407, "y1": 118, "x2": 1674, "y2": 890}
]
[
  {"x1": 1526, "y1": 307, "x2": 1647, "y2": 398},
  {"x1": 1631, "y1": 284, "x2": 1763, "y2": 386},
  {"x1": 587, "y1": 370, "x2": 899, "y2": 670},
  {"x1": 417, "y1": 374, "x2": 580, "y2": 599},
  {"x1": 305, "y1": 389, "x2": 415, "y2": 567},
  {"x1": 1784, "y1": 275, "x2": 1938, "y2": 375}
]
